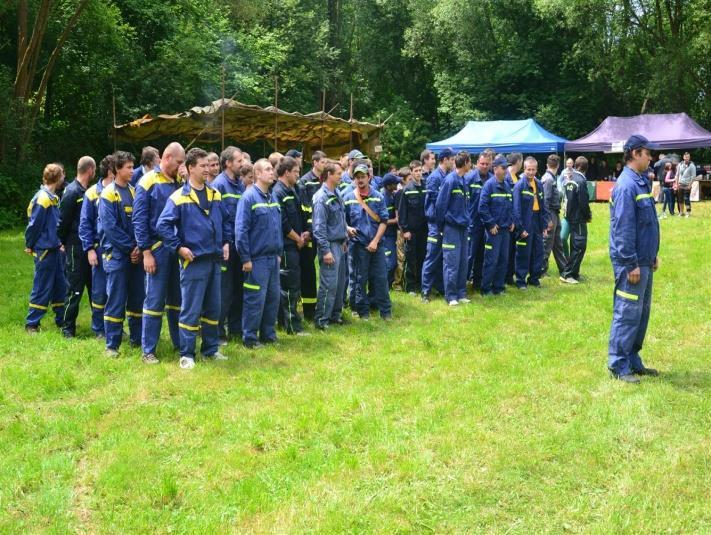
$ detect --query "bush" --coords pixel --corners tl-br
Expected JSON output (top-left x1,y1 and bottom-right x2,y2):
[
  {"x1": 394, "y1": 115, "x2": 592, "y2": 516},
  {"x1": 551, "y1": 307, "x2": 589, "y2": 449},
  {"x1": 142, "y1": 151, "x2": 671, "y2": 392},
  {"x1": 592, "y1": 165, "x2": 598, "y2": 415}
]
[{"x1": 0, "y1": 162, "x2": 43, "y2": 230}]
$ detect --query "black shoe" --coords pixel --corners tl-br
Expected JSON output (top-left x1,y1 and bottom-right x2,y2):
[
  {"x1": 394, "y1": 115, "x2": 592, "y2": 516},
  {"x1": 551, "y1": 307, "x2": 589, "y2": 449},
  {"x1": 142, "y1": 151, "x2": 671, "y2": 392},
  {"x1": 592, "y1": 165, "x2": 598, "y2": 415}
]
[
  {"x1": 315, "y1": 322, "x2": 328, "y2": 331},
  {"x1": 243, "y1": 341, "x2": 264, "y2": 349},
  {"x1": 633, "y1": 367, "x2": 659, "y2": 377},
  {"x1": 421, "y1": 294, "x2": 431, "y2": 303},
  {"x1": 331, "y1": 317, "x2": 348, "y2": 326},
  {"x1": 610, "y1": 372, "x2": 641, "y2": 384},
  {"x1": 25, "y1": 325, "x2": 41, "y2": 334},
  {"x1": 260, "y1": 337, "x2": 277, "y2": 345},
  {"x1": 62, "y1": 329, "x2": 75, "y2": 339}
]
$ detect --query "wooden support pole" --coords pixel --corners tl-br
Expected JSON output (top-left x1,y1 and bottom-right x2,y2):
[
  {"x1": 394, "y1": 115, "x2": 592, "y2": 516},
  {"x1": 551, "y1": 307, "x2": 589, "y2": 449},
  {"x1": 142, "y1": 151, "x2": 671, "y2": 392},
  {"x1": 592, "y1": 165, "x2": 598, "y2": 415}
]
[
  {"x1": 112, "y1": 89, "x2": 117, "y2": 152},
  {"x1": 320, "y1": 89, "x2": 326, "y2": 151},
  {"x1": 349, "y1": 93, "x2": 353, "y2": 151},
  {"x1": 221, "y1": 63, "x2": 226, "y2": 152},
  {"x1": 274, "y1": 75, "x2": 279, "y2": 152}
]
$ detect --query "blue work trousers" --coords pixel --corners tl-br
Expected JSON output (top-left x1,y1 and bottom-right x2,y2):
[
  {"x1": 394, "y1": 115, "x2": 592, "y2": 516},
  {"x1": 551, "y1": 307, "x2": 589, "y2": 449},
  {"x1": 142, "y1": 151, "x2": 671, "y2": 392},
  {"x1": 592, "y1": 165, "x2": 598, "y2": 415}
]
[
  {"x1": 242, "y1": 256, "x2": 280, "y2": 345},
  {"x1": 90, "y1": 256, "x2": 107, "y2": 335},
  {"x1": 608, "y1": 264, "x2": 654, "y2": 376},
  {"x1": 104, "y1": 255, "x2": 143, "y2": 350},
  {"x1": 351, "y1": 242, "x2": 392, "y2": 318},
  {"x1": 481, "y1": 230, "x2": 511, "y2": 294},
  {"x1": 315, "y1": 241, "x2": 347, "y2": 328},
  {"x1": 26, "y1": 249, "x2": 66, "y2": 327},
  {"x1": 442, "y1": 224, "x2": 468, "y2": 302},
  {"x1": 515, "y1": 213, "x2": 544, "y2": 287},
  {"x1": 421, "y1": 222, "x2": 444, "y2": 296},
  {"x1": 142, "y1": 244, "x2": 181, "y2": 355},
  {"x1": 467, "y1": 221, "x2": 485, "y2": 286},
  {"x1": 382, "y1": 234, "x2": 397, "y2": 287},
  {"x1": 219, "y1": 244, "x2": 243, "y2": 338},
  {"x1": 178, "y1": 258, "x2": 221, "y2": 358}
]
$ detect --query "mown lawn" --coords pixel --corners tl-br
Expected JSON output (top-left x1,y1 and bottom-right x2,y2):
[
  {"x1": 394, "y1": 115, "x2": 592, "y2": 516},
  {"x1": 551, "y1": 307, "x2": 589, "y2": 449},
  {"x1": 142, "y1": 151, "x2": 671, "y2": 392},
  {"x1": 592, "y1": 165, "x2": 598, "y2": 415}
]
[{"x1": 0, "y1": 203, "x2": 709, "y2": 533}]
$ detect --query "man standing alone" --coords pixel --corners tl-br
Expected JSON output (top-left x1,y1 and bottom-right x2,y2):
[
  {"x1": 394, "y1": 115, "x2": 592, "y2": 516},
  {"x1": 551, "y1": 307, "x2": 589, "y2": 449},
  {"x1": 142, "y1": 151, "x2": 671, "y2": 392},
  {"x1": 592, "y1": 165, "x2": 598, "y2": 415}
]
[{"x1": 608, "y1": 135, "x2": 660, "y2": 383}]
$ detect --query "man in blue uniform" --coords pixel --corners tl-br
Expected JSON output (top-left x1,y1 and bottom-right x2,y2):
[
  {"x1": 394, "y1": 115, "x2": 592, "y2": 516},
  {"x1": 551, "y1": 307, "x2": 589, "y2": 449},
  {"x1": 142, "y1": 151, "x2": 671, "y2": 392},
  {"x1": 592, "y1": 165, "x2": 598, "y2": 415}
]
[
  {"x1": 478, "y1": 157, "x2": 514, "y2": 296},
  {"x1": 436, "y1": 151, "x2": 472, "y2": 306},
  {"x1": 512, "y1": 157, "x2": 551, "y2": 290},
  {"x1": 379, "y1": 173, "x2": 401, "y2": 287},
  {"x1": 78, "y1": 155, "x2": 115, "y2": 338},
  {"x1": 465, "y1": 152, "x2": 493, "y2": 288},
  {"x1": 421, "y1": 148, "x2": 455, "y2": 302},
  {"x1": 343, "y1": 164, "x2": 391, "y2": 320},
  {"x1": 397, "y1": 160, "x2": 427, "y2": 295},
  {"x1": 273, "y1": 156, "x2": 307, "y2": 335},
  {"x1": 504, "y1": 153, "x2": 523, "y2": 285},
  {"x1": 99, "y1": 152, "x2": 144, "y2": 357},
  {"x1": 133, "y1": 142, "x2": 185, "y2": 364},
  {"x1": 608, "y1": 135, "x2": 661, "y2": 383},
  {"x1": 235, "y1": 158, "x2": 283, "y2": 348},
  {"x1": 131, "y1": 146, "x2": 160, "y2": 186},
  {"x1": 312, "y1": 162, "x2": 354, "y2": 329},
  {"x1": 297, "y1": 151, "x2": 326, "y2": 321},
  {"x1": 24, "y1": 163, "x2": 66, "y2": 333},
  {"x1": 212, "y1": 146, "x2": 245, "y2": 344},
  {"x1": 156, "y1": 148, "x2": 230, "y2": 369}
]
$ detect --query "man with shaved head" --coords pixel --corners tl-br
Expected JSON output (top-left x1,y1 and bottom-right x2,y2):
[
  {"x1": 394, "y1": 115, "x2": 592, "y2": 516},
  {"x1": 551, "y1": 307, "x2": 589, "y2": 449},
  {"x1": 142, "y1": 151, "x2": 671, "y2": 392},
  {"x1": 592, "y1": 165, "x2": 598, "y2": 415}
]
[
  {"x1": 57, "y1": 155, "x2": 96, "y2": 338},
  {"x1": 133, "y1": 141, "x2": 185, "y2": 364}
]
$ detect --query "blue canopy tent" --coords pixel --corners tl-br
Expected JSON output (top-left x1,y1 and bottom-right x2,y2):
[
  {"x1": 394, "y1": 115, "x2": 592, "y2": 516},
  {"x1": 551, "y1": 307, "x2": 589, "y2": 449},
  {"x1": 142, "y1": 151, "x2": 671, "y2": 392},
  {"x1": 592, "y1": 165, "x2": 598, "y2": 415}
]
[{"x1": 426, "y1": 119, "x2": 568, "y2": 154}]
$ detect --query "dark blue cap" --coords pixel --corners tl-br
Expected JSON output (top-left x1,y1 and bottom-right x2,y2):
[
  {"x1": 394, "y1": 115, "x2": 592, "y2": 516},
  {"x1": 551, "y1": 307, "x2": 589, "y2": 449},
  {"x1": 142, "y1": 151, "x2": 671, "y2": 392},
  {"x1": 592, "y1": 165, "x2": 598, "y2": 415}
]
[
  {"x1": 492, "y1": 157, "x2": 508, "y2": 169},
  {"x1": 381, "y1": 173, "x2": 401, "y2": 187},
  {"x1": 285, "y1": 149, "x2": 302, "y2": 158},
  {"x1": 624, "y1": 135, "x2": 658, "y2": 151},
  {"x1": 438, "y1": 148, "x2": 455, "y2": 160}
]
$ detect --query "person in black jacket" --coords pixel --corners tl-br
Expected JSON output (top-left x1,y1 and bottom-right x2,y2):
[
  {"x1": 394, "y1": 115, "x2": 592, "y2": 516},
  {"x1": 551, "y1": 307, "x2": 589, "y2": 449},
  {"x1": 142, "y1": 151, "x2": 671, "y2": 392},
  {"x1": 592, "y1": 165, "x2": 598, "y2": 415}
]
[
  {"x1": 560, "y1": 156, "x2": 592, "y2": 283},
  {"x1": 274, "y1": 156, "x2": 307, "y2": 335},
  {"x1": 397, "y1": 160, "x2": 427, "y2": 295},
  {"x1": 541, "y1": 154, "x2": 567, "y2": 277},
  {"x1": 57, "y1": 156, "x2": 96, "y2": 337}
]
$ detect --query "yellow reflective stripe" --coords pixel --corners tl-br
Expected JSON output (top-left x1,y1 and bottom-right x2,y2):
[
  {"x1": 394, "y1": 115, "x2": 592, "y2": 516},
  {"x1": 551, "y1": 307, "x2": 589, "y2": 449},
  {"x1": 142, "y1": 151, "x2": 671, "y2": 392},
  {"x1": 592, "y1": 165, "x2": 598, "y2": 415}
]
[
  {"x1": 516, "y1": 241, "x2": 527, "y2": 246},
  {"x1": 384, "y1": 250, "x2": 392, "y2": 255},
  {"x1": 29, "y1": 303, "x2": 48, "y2": 310},
  {"x1": 221, "y1": 266, "x2": 227, "y2": 272},
  {"x1": 200, "y1": 317, "x2": 219, "y2": 325},
  {"x1": 301, "y1": 297, "x2": 317, "y2": 304},
  {"x1": 325, "y1": 197, "x2": 337, "y2": 205},
  {"x1": 301, "y1": 204, "x2": 313, "y2": 212},
  {"x1": 39, "y1": 250, "x2": 49, "y2": 261},
  {"x1": 179, "y1": 322, "x2": 200, "y2": 331},
  {"x1": 76, "y1": 197, "x2": 84, "y2": 203},
  {"x1": 427, "y1": 237, "x2": 438, "y2": 243},
  {"x1": 364, "y1": 198, "x2": 380, "y2": 203},
  {"x1": 281, "y1": 195, "x2": 295, "y2": 202},
  {"x1": 404, "y1": 190, "x2": 421, "y2": 195},
  {"x1": 91, "y1": 302, "x2": 105, "y2": 310},
  {"x1": 470, "y1": 184, "x2": 482, "y2": 189},
  {"x1": 151, "y1": 240, "x2": 162, "y2": 251},
  {"x1": 104, "y1": 315, "x2": 123, "y2": 323},
  {"x1": 51, "y1": 302, "x2": 64, "y2": 307},
  {"x1": 252, "y1": 202, "x2": 280, "y2": 209},
  {"x1": 126, "y1": 311, "x2": 142, "y2": 318},
  {"x1": 165, "y1": 305, "x2": 180, "y2": 311},
  {"x1": 491, "y1": 193, "x2": 511, "y2": 198},
  {"x1": 635, "y1": 193, "x2": 654, "y2": 201},
  {"x1": 344, "y1": 200, "x2": 358, "y2": 205},
  {"x1": 244, "y1": 282, "x2": 261, "y2": 291},
  {"x1": 182, "y1": 258, "x2": 190, "y2": 269},
  {"x1": 306, "y1": 241, "x2": 313, "y2": 247},
  {"x1": 616, "y1": 289, "x2": 639, "y2": 301},
  {"x1": 484, "y1": 244, "x2": 493, "y2": 250},
  {"x1": 124, "y1": 206, "x2": 133, "y2": 213},
  {"x1": 452, "y1": 189, "x2": 464, "y2": 194},
  {"x1": 103, "y1": 253, "x2": 112, "y2": 262},
  {"x1": 442, "y1": 243, "x2": 455, "y2": 249},
  {"x1": 222, "y1": 193, "x2": 241, "y2": 199},
  {"x1": 143, "y1": 308, "x2": 163, "y2": 317},
  {"x1": 522, "y1": 190, "x2": 535, "y2": 197}
]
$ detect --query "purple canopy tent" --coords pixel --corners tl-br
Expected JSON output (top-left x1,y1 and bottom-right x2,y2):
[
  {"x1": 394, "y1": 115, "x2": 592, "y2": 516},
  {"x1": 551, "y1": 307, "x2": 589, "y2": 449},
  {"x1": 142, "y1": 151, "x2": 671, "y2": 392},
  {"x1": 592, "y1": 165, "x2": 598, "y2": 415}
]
[{"x1": 565, "y1": 113, "x2": 711, "y2": 152}]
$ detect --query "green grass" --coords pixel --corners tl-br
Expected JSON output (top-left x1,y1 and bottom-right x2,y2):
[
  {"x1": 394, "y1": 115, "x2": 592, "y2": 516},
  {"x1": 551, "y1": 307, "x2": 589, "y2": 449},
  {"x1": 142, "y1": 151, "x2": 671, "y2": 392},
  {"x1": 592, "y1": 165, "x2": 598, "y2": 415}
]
[{"x1": 1, "y1": 203, "x2": 710, "y2": 533}]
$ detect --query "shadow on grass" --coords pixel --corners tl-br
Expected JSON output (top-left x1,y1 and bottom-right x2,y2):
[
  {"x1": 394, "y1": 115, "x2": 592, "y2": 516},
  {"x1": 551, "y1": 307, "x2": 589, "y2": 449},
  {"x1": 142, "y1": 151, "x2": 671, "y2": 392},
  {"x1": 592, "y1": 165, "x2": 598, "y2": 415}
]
[{"x1": 659, "y1": 369, "x2": 711, "y2": 392}]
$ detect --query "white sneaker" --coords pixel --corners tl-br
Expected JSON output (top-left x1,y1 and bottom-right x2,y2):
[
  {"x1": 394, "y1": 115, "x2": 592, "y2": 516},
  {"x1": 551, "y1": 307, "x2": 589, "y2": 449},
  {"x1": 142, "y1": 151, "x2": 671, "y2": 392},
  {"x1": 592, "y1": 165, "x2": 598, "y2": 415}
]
[
  {"x1": 105, "y1": 348, "x2": 119, "y2": 358},
  {"x1": 295, "y1": 331, "x2": 311, "y2": 337},
  {"x1": 685, "y1": 213, "x2": 690, "y2": 218},
  {"x1": 448, "y1": 300, "x2": 459, "y2": 306},
  {"x1": 179, "y1": 356, "x2": 195, "y2": 369},
  {"x1": 459, "y1": 298, "x2": 471, "y2": 304},
  {"x1": 209, "y1": 351, "x2": 228, "y2": 361}
]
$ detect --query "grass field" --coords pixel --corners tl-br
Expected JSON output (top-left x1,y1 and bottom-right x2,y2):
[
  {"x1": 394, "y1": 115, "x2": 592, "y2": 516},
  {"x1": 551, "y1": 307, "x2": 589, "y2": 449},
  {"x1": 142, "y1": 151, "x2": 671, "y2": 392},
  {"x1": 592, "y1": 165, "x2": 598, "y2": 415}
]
[{"x1": 0, "y1": 202, "x2": 709, "y2": 533}]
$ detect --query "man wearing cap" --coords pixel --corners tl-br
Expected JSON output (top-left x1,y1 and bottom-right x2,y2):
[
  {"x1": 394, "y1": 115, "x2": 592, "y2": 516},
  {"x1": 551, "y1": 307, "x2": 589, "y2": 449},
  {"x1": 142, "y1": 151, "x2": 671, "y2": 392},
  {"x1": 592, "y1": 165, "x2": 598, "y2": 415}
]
[
  {"x1": 436, "y1": 151, "x2": 472, "y2": 306},
  {"x1": 339, "y1": 149, "x2": 364, "y2": 193},
  {"x1": 608, "y1": 135, "x2": 660, "y2": 383},
  {"x1": 398, "y1": 160, "x2": 427, "y2": 295},
  {"x1": 478, "y1": 157, "x2": 514, "y2": 295},
  {"x1": 465, "y1": 152, "x2": 493, "y2": 289},
  {"x1": 297, "y1": 151, "x2": 326, "y2": 321},
  {"x1": 421, "y1": 148, "x2": 455, "y2": 302},
  {"x1": 380, "y1": 173, "x2": 401, "y2": 286},
  {"x1": 343, "y1": 163, "x2": 392, "y2": 320},
  {"x1": 285, "y1": 149, "x2": 303, "y2": 170}
]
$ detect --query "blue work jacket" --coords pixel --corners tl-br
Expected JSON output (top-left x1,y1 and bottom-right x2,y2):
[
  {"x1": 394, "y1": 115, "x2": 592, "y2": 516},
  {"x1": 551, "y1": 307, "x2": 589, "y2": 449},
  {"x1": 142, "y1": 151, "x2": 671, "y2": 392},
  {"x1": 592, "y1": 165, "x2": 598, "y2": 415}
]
[
  {"x1": 465, "y1": 169, "x2": 492, "y2": 227},
  {"x1": 478, "y1": 178, "x2": 513, "y2": 230},
  {"x1": 435, "y1": 171, "x2": 469, "y2": 230},
  {"x1": 78, "y1": 180, "x2": 106, "y2": 252},
  {"x1": 99, "y1": 182, "x2": 136, "y2": 259},
  {"x1": 212, "y1": 171, "x2": 244, "y2": 244},
  {"x1": 235, "y1": 185, "x2": 283, "y2": 262},
  {"x1": 513, "y1": 176, "x2": 550, "y2": 233},
  {"x1": 342, "y1": 187, "x2": 389, "y2": 245},
  {"x1": 133, "y1": 170, "x2": 181, "y2": 251},
  {"x1": 424, "y1": 166, "x2": 447, "y2": 223},
  {"x1": 380, "y1": 187, "x2": 398, "y2": 238},
  {"x1": 312, "y1": 184, "x2": 347, "y2": 254},
  {"x1": 25, "y1": 186, "x2": 61, "y2": 252}
]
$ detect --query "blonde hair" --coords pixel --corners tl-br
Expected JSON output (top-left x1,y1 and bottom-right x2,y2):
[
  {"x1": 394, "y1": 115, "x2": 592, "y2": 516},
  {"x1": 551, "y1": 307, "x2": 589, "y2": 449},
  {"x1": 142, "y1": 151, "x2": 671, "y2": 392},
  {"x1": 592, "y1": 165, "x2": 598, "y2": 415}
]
[{"x1": 43, "y1": 163, "x2": 64, "y2": 185}]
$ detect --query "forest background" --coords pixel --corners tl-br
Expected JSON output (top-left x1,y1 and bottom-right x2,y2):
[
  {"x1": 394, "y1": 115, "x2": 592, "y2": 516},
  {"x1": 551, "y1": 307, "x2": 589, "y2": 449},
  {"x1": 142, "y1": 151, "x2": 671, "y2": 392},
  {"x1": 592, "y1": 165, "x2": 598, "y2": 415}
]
[{"x1": 0, "y1": 0, "x2": 709, "y2": 228}]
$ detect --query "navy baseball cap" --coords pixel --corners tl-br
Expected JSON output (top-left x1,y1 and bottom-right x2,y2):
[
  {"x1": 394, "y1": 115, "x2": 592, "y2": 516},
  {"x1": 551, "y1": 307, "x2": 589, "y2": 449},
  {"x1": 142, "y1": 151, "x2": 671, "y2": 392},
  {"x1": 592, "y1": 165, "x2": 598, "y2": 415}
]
[
  {"x1": 438, "y1": 148, "x2": 455, "y2": 160},
  {"x1": 381, "y1": 173, "x2": 401, "y2": 187},
  {"x1": 492, "y1": 157, "x2": 508, "y2": 169},
  {"x1": 348, "y1": 149, "x2": 364, "y2": 160},
  {"x1": 285, "y1": 149, "x2": 302, "y2": 158},
  {"x1": 624, "y1": 135, "x2": 658, "y2": 151}
]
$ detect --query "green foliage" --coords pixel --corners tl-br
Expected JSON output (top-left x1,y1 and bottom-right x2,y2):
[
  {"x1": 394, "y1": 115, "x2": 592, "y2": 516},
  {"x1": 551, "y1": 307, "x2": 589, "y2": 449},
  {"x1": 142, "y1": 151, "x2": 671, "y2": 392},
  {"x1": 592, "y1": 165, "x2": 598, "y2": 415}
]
[{"x1": 1, "y1": 204, "x2": 710, "y2": 531}]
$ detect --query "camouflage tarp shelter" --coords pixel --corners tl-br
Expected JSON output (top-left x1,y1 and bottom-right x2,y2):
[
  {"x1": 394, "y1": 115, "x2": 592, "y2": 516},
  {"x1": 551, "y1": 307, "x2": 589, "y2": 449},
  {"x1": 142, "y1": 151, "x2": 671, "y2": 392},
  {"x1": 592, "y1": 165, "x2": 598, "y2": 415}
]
[{"x1": 114, "y1": 98, "x2": 382, "y2": 158}]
